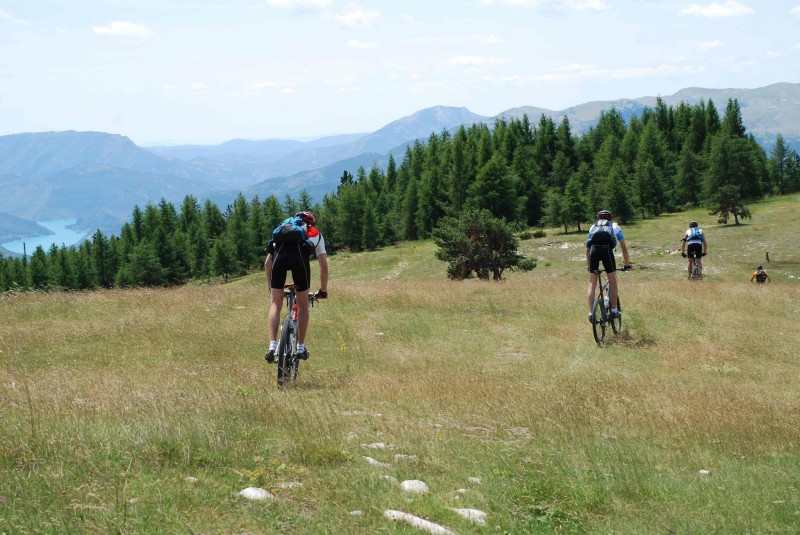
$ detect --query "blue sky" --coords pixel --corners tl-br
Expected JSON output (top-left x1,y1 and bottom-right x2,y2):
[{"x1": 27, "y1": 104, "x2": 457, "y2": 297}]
[{"x1": 1, "y1": 0, "x2": 799, "y2": 145}]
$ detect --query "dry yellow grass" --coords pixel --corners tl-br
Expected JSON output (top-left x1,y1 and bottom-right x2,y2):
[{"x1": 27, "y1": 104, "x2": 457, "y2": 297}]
[{"x1": 2, "y1": 199, "x2": 800, "y2": 532}]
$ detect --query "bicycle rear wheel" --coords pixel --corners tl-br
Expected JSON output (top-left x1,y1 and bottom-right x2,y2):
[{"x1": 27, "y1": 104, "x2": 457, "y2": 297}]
[
  {"x1": 611, "y1": 297, "x2": 622, "y2": 334},
  {"x1": 276, "y1": 318, "x2": 296, "y2": 387},
  {"x1": 591, "y1": 297, "x2": 607, "y2": 346}
]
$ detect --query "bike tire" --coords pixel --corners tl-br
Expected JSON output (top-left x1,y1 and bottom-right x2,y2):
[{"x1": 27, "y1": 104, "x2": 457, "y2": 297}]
[
  {"x1": 277, "y1": 317, "x2": 294, "y2": 387},
  {"x1": 611, "y1": 297, "x2": 622, "y2": 334},
  {"x1": 591, "y1": 297, "x2": 607, "y2": 346}
]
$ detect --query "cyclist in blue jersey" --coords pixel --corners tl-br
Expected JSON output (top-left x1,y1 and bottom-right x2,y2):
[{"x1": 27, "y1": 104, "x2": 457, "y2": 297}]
[
  {"x1": 586, "y1": 210, "x2": 631, "y2": 322},
  {"x1": 680, "y1": 221, "x2": 707, "y2": 279}
]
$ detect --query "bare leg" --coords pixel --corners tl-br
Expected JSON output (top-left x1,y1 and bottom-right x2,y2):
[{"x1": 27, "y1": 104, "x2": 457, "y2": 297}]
[
  {"x1": 587, "y1": 273, "x2": 599, "y2": 313},
  {"x1": 296, "y1": 289, "x2": 310, "y2": 345},
  {"x1": 607, "y1": 271, "x2": 619, "y2": 310},
  {"x1": 268, "y1": 288, "x2": 284, "y2": 341}
]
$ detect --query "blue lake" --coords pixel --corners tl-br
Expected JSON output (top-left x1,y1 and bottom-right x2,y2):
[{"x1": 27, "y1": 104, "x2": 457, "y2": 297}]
[{"x1": 1, "y1": 220, "x2": 89, "y2": 255}]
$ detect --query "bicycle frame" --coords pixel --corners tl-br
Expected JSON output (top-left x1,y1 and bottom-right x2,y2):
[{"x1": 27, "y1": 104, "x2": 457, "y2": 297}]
[{"x1": 689, "y1": 256, "x2": 702, "y2": 280}]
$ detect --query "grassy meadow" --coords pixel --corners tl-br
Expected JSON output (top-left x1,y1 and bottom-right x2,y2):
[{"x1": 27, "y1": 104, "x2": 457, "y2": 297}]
[{"x1": 1, "y1": 194, "x2": 800, "y2": 534}]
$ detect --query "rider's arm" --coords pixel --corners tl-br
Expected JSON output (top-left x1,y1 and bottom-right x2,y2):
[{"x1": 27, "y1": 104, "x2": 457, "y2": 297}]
[
  {"x1": 264, "y1": 253, "x2": 272, "y2": 286},
  {"x1": 702, "y1": 237, "x2": 708, "y2": 255},
  {"x1": 619, "y1": 238, "x2": 631, "y2": 267},
  {"x1": 680, "y1": 236, "x2": 686, "y2": 255},
  {"x1": 750, "y1": 272, "x2": 756, "y2": 282},
  {"x1": 317, "y1": 253, "x2": 329, "y2": 293}
]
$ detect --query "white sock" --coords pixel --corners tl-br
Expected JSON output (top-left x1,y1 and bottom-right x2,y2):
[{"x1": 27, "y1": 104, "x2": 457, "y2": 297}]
[
  {"x1": 297, "y1": 343, "x2": 305, "y2": 352},
  {"x1": 269, "y1": 341, "x2": 277, "y2": 351},
  {"x1": 611, "y1": 308, "x2": 618, "y2": 314}
]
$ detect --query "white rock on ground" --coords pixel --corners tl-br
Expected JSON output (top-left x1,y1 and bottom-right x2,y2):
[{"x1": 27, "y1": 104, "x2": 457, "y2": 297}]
[
  {"x1": 362, "y1": 456, "x2": 392, "y2": 468},
  {"x1": 394, "y1": 454, "x2": 419, "y2": 463},
  {"x1": 699, "y1": 469, "x2": 711, "y2": 475},
  {"x1": 449, "y1": 507, "x2": 487, "y2": 525},
  {"x1": 238, "y1": 487, "x2": 274, "y2": 501},
  {"x1": 467, "y1": 476, "x2": 481, "y2": 484},
  {"x1": 278, "y1": 481, "x2": 303, "y2": 489},
  {"x1": 185, "y1": 477, "x2": 198, "y2": 483},
  {"x1": 400, "y1": 480, "x2": 429, "y2": 494},
  {"x1": 384, "y1": 510, "x2": 455, "y2": 535},
  {"x1": 349, "y1": 510, "x2": 364, "y2": 516},
  {"x1": 382, "y1": 475, "x2": 399, "y2": 484},
  {"x1": 361, "y1": 442, "x2": 386, "y2": 449}
]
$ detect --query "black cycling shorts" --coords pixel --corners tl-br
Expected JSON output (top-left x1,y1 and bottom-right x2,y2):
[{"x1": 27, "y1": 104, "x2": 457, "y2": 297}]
[
  {"x1": 687, "y1": 243, "x2": 703, "y2": 258},
  {"x1": 588, "y1": 245, "x2": 617, "y2": 273},
  {"x1": 269, "y1": 243, "x2": 311, "y2": 291}
]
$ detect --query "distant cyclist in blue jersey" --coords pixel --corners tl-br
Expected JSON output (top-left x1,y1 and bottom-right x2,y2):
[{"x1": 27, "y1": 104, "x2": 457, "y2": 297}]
[
  {"x1": 680, "y1": 221, "x2": 707, "y2": 279},
  {"x1": 586, "y1": 210, "x2": 631, "y2": 322}
]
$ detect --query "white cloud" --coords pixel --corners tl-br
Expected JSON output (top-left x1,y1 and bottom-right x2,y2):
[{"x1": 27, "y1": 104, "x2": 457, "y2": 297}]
[
  {"x1": 450, "y1": 55, "x2": 507, "y2": 67},
  {"x1": 791, "y1": 5, "x2": 800, "y2": 15},
  {"x1": 0, "y1": 8, "x2": 27, "y2": 25},
  {"x1": 699, "y1": 39, "x2": 723, "y2": 49},
  {"x1": 489, "y1": 62, "x2": 707, "y2": 84},
  {"x1": 348, "y1": 39, "x2": 376, "y2": 49},
  {"x1": 191, "y1": 82, "x2": 209, "y2": 92},
  {"x1": 92, "y1": 21, "x2": 153, "y2": 37},
  {"x1": 679, "y1": 1, "x2": 754, "y2": 18},
  {"x1": 480, "y1": 34, "x2": 502, "y2": 45},
  {"x1": 763, "y1": 50, "x2": 781, "y2": 58},
  {"x1": 266, "y1": 0, "x2": 331, "y2": 8},
  {"x1": 478, "y1": 0, "x2": 608, "y2": 11},
  {"x1": 335, "y1": 3, "x2": 379, "y2": 27}
]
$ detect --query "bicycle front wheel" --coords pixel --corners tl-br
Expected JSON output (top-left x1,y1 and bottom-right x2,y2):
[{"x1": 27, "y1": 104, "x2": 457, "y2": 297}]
[
  {"x1": 591, "y1": 297, "x2": 607, "y2": 346},
  {"x1": 277, "y1": 318, "x2": 295, "y2": 387}
]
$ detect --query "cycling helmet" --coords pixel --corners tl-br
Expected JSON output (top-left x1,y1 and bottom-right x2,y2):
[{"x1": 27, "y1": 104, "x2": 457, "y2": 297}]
[
  {"x1": 597, "y1": 210, "x2": 613, "y2": 221},
  {"x1": 757, "y1": 265, "x2": 763, "y2": 270},
  {"x1": 689, "y1": 221, "x2": 698, "y2": 228},
  {"x1": 295, "y1": 211, "x2": 315, "y2": 226}
]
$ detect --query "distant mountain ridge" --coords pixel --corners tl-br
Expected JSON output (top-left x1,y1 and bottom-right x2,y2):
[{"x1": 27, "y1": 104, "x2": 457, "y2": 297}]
[{"x1": 1, "y1": 82, "x2": 798, "y2": 243}]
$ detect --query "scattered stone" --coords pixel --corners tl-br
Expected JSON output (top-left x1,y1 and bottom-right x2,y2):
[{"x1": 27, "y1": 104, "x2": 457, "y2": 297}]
[
  {"x1": 278, "y1": 481, "x2": 303, "y2": 489},
  {"x1": 363, "y1": 456, "x2": 391, "y2": 468},
  {"x1": 361, "y1": 442, "x2": 386, "y2": 449},
  {"x1": 384, "y1": 510, "x2": 455, "y2": 535},
  {"x1": 699, "y1": 469, "x2": 711, "y2": 476},
  {"x1": 185, "y1": 477, "x2": 198, "y2": 483},
  {"x1": 450, "y1": 507, "x2": 487, "y2": 525},
  {"x1": 394, "y1": 454, "x2": 419, "y2": 463},
  {"x1": 400, "y1": 480, "x2": 429, "y2": 494},
  {"x1": 382, "y1": 475, "x2": 399, "y2": 484},
  {"x1": 454, "y1": 488, "x2": 467, "y2": 494},
  {"x1": 349, "y1": 510, "x2": 364, "y2": 516},
  {"x1": 238, "y1": 487, "x2": 274, "y2": 501},
  {"x1": 467, "y1": 477, "x2": 481, "y2": 485},
  {"x1": 72, "y1": 398, "x2": 86, "y2": 405},
  {"x1": 128, "y1": 498, "x2": 139, "y2": 504}
]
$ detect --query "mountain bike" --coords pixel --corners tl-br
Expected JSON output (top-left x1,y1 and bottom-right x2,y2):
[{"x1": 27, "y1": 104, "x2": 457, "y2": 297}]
[
  {"x1": 590, "y1": 268, "x2": 624, "y2": 346},
  {"x1": 275, "y1": 285, "x2": 317, "y2": 387}
]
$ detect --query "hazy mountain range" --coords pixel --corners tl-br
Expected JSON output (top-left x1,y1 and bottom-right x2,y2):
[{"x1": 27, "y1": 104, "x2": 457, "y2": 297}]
[{"x1": 1, "y1": 82, "x2": 799, "y2": 251}]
